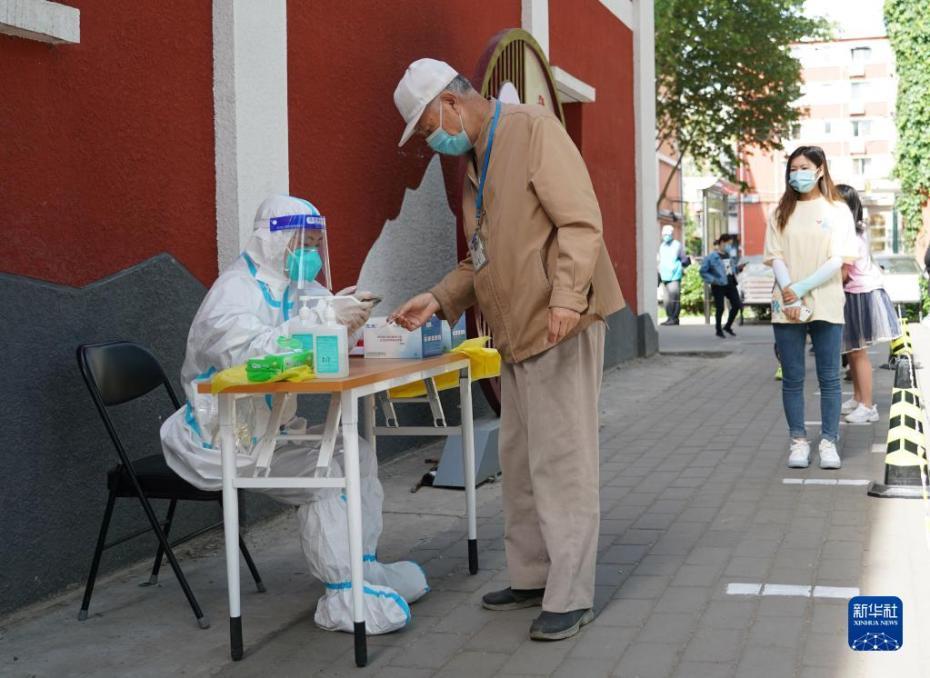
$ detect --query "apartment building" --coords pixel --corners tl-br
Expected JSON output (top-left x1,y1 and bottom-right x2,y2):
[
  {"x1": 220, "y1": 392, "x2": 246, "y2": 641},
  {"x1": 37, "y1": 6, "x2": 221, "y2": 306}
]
[{"x1": 742, "y1": 32, "x2": 899, "y2": 254}]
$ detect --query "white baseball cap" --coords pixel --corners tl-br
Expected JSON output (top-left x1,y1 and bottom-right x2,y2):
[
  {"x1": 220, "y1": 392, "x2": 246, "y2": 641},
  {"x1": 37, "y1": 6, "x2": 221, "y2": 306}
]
[{"x1": 394, "y1": 58, "x2": 458, "y2": 147}]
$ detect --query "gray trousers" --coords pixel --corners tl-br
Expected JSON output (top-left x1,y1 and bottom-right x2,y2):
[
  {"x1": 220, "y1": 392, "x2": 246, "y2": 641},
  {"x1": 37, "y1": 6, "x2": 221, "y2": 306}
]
[
  {"x1": 499, "y1": 321, "x2": 605, "y2": 612},
  {"x1": 663, "y1": 280, "x2": 681, "y2": 322}
]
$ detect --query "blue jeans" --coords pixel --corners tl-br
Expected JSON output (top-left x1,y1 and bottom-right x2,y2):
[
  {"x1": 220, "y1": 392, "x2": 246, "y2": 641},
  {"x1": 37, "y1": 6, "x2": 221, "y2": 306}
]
[{"x1": 773, "y1": 321, "x2": 843, "y2": 443}]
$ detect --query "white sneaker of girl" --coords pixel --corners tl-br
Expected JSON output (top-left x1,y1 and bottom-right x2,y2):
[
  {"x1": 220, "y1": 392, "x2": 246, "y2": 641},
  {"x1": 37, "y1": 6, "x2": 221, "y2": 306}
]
[
  {"x1": 819, "y1": 439, "x2": 842, "y2": 469},
  {"x1": 841, "y1": 397, "x2": 860, "y2": 415},
  {"x1": 845, "y1": 404, "x2": 879, "y2": 424},
  {"x1": 788, "y1": 438, "x2": 811, "y2": 468}
]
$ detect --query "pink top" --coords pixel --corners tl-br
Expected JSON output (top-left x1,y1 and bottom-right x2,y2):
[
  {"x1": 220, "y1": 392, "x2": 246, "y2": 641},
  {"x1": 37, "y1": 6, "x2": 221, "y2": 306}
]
[{"x1": 843, "y1": 233, "x2": 884, "y2": 294}]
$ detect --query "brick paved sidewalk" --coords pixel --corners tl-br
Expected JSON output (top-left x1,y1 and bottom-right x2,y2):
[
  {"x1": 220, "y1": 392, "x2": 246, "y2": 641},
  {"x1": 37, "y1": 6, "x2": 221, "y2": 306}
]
[{"x1": 4, "y1": 323, "x2": 930, "y2": 677}]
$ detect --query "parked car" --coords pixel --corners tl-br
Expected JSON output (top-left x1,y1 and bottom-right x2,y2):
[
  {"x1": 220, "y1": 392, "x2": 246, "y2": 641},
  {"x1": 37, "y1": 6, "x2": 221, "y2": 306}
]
[
  {"x1": 737, "y1": 255, "x2": 774, "y2": 320},
  {"x1": 874, "y1": 254, "x2": 923, "y2": 319}
]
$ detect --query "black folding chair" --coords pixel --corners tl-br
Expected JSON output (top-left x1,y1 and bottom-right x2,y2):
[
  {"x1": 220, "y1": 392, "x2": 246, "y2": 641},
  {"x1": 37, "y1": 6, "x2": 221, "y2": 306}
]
[{"x1": 77, "y1": 340, "x2": 264, "y2": 629}]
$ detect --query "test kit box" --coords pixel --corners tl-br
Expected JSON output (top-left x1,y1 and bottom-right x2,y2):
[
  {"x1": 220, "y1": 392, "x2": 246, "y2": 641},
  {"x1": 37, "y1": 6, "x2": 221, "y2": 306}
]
[
  {"x1": 364, "y1": 316, "x2": 444, "y2": 359},
  {"x1": 442, "y1": 315, "x2": 467, "y2": 351}
]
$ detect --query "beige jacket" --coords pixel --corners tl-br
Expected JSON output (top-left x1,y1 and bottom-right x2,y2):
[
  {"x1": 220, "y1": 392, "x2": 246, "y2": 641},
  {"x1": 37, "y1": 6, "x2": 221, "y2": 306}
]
[{"x1": 431, "y1": 103, "x2": 625, "y2": 363}]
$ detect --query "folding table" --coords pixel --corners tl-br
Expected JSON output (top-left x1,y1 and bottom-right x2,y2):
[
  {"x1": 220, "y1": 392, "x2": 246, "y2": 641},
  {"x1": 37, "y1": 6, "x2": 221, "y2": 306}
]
[{"x1": 198, "y1": 354, "x2": 479, "y2": 667}]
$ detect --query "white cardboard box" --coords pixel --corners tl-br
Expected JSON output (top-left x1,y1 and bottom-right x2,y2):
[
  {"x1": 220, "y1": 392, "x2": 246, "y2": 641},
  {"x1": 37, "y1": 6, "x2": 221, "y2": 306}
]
[{"x1": 363, "y1": 316, "x2": 444, "y2": 359}]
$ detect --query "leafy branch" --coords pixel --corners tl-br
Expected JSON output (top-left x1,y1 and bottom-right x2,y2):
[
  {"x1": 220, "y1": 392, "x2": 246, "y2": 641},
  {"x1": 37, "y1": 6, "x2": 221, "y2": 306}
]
[
  {"x1": 885, "y1": 0, "x2": 930, "y2": 245},
  {"x1": 655, "y1": 0, "x2": 831, "y2": 206}
]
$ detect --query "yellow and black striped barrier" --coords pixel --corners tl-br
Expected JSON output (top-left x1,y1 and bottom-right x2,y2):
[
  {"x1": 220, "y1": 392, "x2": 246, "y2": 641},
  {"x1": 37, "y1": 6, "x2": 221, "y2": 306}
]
[
  {"x1": 892, "y1": 385, "x2": 922, "y2": 411},
  {"x1": 885, "y1": 318, "x2": 913, "y2": 371},
  {"x1": 891, "y1": 319, "x2": 913, "y2": 357},
  {"x1": 869, "y1": 357, "x2": 930, "y2": 498}
]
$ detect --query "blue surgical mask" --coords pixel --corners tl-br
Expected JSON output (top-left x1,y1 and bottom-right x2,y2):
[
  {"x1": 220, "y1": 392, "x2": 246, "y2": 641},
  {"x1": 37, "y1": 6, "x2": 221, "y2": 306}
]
[
  {"x1": 663, "y1": 234, "x2": 673, "y2": 243},
  {"x1": 287, "y1": 247, "x2": 323, "y2": 282},
  {"x1": 726, "y1": 245, "x2": 737, "y2": 256},
  {"x1": 788, "y1": 169, "x2": 819, "y2": 193},
  {"x1": 426, "y1": 103, "x2": 473, "y2": 156}
]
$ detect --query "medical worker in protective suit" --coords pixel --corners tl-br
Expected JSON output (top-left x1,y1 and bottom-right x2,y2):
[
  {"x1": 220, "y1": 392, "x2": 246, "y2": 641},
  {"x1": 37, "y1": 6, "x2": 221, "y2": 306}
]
[{"x1": 160, "y1": 194, "x2": 429, "y2": 635}]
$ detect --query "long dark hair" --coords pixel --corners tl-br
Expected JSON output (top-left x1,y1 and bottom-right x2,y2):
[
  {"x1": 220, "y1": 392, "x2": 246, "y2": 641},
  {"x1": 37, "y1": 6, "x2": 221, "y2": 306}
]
[
  {"x1": 836, "y1": 183, "x2": 865, "y2": 235},
  {"x1": 775, "y1": 146, "x2": 842, "y2": 231}
]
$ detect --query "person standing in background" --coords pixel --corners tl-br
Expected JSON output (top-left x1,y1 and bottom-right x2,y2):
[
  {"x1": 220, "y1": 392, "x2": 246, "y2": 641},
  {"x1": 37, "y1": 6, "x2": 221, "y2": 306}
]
[
  {"x1": 657, "y1": 224, "x2": 689, "y2": 325},
  {"x1": 764, "y1": 146, "x2": 858, "y2": 470},
  {"x1": 700, "y1": 234, "x2": 743, "y2": 338},
  {"x1": 836, "y1": 183, "x2": 901, "y2": 424}
]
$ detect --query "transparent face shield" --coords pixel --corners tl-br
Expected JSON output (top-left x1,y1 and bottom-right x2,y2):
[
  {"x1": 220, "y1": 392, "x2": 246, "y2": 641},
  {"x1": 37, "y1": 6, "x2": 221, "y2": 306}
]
[{"x1": 269, "y1": 213, "x2": 332, "y2": 293}]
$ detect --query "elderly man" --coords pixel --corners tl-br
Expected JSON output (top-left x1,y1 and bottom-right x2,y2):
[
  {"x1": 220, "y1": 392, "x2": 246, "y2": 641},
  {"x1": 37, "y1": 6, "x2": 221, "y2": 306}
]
[{"x1": 390, "y1": 59, "x2": 624, "y2": 641}]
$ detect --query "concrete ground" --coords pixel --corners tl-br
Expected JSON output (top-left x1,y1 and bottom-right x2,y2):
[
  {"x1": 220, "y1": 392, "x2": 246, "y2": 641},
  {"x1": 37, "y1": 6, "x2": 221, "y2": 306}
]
[{"x1": 3, "y1": 321, "x2": 930, "y2": 677}]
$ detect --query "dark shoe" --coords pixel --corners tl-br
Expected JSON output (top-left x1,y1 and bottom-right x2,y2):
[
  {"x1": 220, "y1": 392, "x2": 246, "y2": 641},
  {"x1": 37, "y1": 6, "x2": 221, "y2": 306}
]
[
  {"x1": 529, "y1": 609, "x2": 594, "y2": 641},
  {"x1": 716, "y1": 330, "x2": 726, "y2": 338},
  {"x1": 724, "y1": 327, "x2": 736, "y2": 336},
  {"x1": 481, "y1": 587, "x2": 545, "y2": 611},
  {"x1": 666, "y1": 319, "x2": 679, "y2": 326}
]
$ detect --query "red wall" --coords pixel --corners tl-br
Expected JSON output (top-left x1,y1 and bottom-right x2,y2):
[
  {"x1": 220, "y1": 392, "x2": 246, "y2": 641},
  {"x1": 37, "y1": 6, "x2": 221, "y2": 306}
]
[
  {"x1": 743, "y1": 151, "x2": 782, "y2": 256},
  {"x1": 0, "y1": 1, "x2": 216, "y2": 287},
  {"x1": 288, "y1": 0, "x2": 639, "y2": 310},
  {"x1": 1, "y1": 0, "x2": 638, "y2": 308},
  {"x1": 549, "y1": 0, "x2": 638, "y2": 312},
  {"x1": 287, "y1": 1, "x2": 521, "y2": 292}
]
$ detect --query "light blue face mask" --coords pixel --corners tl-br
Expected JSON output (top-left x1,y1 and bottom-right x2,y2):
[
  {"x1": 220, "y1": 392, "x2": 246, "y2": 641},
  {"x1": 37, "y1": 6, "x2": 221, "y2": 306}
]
[
  {"x1": 287, "y1": 247, "x2": 323, "y2": 282},
  {"x1": 663, "y1": 234, "x2": 673, "y2": 243},
  {"x1": 726, "y1": 245, "x2": 737, "y2": 256},
  {"x1": 426, "y1": 102, "x2": 473, "y2": 156},
  {"x1": 788, "y1": 169, "x2": 819, "y2": 193}
]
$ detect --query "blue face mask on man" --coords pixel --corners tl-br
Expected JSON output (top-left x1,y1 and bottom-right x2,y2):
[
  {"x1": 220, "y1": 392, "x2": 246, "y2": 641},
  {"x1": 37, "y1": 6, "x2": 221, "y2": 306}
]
[
  {"x1": 426, "y1": 101, "x2": 473, "y2": 156},
  {"x1": 663, "y1": 234, "x2": 673, "y2": 243},
  {"x1": 287, "y1": 247, "x2": 323, "y2": 282},
  {"x1": 788, "y1": 169, "x2": 819, "y2": 194}
]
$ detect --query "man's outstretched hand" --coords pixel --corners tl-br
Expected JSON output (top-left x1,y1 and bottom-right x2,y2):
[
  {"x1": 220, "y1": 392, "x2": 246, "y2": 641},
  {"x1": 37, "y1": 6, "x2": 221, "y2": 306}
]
[{"x1": 388, "y1": 292, "x2": 441, "y2": 331}]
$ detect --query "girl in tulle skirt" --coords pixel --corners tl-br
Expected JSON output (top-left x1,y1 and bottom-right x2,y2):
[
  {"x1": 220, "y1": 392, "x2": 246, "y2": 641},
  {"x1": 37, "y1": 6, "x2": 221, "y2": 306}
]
[{"x1": 837, "y1": 184, "x2": 901, "y2": 424}]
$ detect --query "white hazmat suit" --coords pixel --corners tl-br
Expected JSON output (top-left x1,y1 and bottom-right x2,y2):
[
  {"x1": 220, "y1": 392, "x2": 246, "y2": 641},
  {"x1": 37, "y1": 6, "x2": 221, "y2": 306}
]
[{"x1": 160, "y1": 195, "x2": 428, "y2": 634}]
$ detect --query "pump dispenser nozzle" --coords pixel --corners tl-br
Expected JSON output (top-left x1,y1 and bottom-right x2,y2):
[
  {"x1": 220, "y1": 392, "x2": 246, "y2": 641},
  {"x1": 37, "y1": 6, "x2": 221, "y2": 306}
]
[{"x1": 299, "y1": 295, "x2": 313, "y2": 321}]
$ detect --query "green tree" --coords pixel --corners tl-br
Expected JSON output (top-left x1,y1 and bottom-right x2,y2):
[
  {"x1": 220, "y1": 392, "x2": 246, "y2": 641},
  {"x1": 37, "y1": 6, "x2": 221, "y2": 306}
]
[
  {"x1": 679, "y1": 265, "x2": 705, "y2": 315},
  {"x1": 655, "y1": 0, "x2": 830, "y2": 205},
  {"x1": 683, "y1": 208, "x2": 702, "y2": 255},
  {"x1": 885, "y1": 0, "x2": 930, "y2": 244}
]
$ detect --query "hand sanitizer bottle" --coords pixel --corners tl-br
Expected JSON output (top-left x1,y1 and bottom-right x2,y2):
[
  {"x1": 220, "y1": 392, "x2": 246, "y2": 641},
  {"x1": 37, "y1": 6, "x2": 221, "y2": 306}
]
[
  {"x1": 289, "y1": 296, "x2": 317, "y2": 352},
  {"x1": 314, "y1": 298, "x2": 349, "y2": 378}
]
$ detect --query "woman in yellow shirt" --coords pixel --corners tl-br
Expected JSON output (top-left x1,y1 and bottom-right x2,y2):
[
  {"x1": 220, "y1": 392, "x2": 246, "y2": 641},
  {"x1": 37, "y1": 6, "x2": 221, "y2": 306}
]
[{"x1": 764, "y1": 146, "x2": 858, "y2": 470}]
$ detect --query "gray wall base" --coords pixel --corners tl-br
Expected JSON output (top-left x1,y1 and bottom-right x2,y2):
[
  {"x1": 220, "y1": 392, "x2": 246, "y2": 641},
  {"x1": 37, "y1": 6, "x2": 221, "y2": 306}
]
[
  {"x1": 603, "y1": 307, "x2": 658, "y2": 368},
  {"x1": 0, "y1": 255, "x2": 285, "y2": 616}
]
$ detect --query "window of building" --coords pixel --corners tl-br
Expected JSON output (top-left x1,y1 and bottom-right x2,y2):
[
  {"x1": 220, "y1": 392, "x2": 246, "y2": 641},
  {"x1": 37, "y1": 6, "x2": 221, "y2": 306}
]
[
  {"x1": 853, "y1": 157, "x2": 872, "y2": 176},
  {"x1": 824, "y1": 121, "x2": 832, "y2": 135},
  {"x1": 852, "y1": 120, "x2": 872, "y2": 137},
  {"x1": 850, "y1": 47, "x2": 872, "y2": 65},
  {"x1": 790, "y1": 123, "x2": 801, "y2": 139},
  {"x1": 851, "y1": 81, "x2": 870, "y2": 101}
]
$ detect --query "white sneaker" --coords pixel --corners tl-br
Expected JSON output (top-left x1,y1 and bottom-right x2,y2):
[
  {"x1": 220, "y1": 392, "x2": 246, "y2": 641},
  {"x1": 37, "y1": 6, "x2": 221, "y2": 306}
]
[
  {"x1": 788, "y1": 438, "x2": 811, "y2": 468},
  {"x1": 845, "y1": 404, "x2": 879, "y2": 424},
  {"x1": 841, "y1": 398, "x2": 860, "y2": 415},
  {"x1": 819, "y1": 439, "x2": 842, "y2": 469}
]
